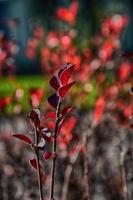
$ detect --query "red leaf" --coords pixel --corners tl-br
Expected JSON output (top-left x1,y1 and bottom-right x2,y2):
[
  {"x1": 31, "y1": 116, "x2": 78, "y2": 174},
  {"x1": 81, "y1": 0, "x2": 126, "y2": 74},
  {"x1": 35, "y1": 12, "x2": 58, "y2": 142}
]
[
  {"x1": 48, "y1": 93, "x2": 59, "y2": 109},
  {"x1": 44, "y1": 111, "x2": 56, "y2": 119},
  {"x1": 69, "y1": 2, "x2": 79, "y2": 15},
  {"x1": 117, "y1": 62, "x2": 131, "y2": 82},
  {"x1": 94, "y1": 97, "x2": 105, "y2": 123},
  {"x1": 61, "y1": 106, "x2": 74, "y2": 116},
  {"x1": 43, "y1": 152, "x2": 53, "y2": 161},
  {"x1": 60, "y1": 64, "x2": 75, "y2": 85},
  {"x1": 29, "y1": 158, "x2": 41, "y2": 170},
  {"x1": 29, "y1": 109, "x2": 41, "y2": 127},
  {"x1": 58, "y1": 81, "x2": 75, "y2": 99},
  {"x1": 49, "y1": 75, "x2": 60, "y2": 91},
  {"x1": 58, "y1": 63, "x2": 72, "y2": 78},
  {"x1": 12, "y1": 134, "x2": 32, "y2": 145},
  {"x1": 59, "y1": 116, "x2": 77, "y2": 136},
  {"x1": 45, "y1": 121, "x2": 55, "y2": 130}
]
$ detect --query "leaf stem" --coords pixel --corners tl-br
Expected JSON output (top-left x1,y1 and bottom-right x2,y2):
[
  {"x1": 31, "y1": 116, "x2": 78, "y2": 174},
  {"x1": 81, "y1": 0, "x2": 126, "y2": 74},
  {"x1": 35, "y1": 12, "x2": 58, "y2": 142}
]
[
  {"x1": 50, "y1": 100, "x2": 62, "y2": 200},
  {"x1": 35, "y1": 126, "x2": 44, "y2": 200}
]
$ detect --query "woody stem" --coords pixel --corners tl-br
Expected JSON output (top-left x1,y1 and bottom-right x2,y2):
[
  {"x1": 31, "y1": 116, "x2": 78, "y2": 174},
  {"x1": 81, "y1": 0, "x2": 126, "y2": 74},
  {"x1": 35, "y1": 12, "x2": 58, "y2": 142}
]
[
  {"x1": 50, "y1": 100, "x2": 61, "y2": 200},
  {"x1": 35, "y1": 126, "x2": 44, "y2": 200}
]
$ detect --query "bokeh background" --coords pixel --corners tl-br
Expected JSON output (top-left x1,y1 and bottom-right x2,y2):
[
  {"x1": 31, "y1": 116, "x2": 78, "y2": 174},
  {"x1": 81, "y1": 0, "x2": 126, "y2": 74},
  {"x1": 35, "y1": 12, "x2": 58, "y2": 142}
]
[{"x1": 0, "y1": 1, "x2": 133, "y2": 200}]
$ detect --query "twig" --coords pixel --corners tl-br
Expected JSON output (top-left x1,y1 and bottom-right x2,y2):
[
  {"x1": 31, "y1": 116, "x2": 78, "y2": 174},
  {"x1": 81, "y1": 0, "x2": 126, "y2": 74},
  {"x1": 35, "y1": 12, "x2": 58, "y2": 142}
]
[
  {"x1": 61, "y1": 164, "x2": 72, "y2": 200},
  {"x1": 61, "y1": 144, "x2": 80, "y2": 200},
  {"x1": 35, "y1": 126, "x2": 44, "y2": 200},
  {"x1": 50, "y1": 100, "x2": 62, "y2": 200},
  {"x1": 119, "y1": 148, "x2": 129, "y2": 200},
  {"x1": 82, "y1": 134, "x2": 91, "y2": 200}
]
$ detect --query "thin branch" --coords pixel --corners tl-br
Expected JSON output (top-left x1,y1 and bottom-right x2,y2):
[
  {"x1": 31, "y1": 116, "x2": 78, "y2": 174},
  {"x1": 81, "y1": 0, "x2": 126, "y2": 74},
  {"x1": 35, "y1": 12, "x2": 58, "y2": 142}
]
[
  {"x1": 35, "y1": 126, "x2": 44, "y2": 200},
  {"x1": 82, "y1": 134, "x2": 91, "y2": 200},
  {"x1": 61, "y1": 164, "x2": 72, "y2": 200},
  {"x1": 50, "y1": 100, "x2": 62, "y2": 200},
  {"x1": 61, "y1": 144, "x2": 80, "y2": 200},
  {"x1": 119, "y1": 148, "x2": 129, "y2": 200}
]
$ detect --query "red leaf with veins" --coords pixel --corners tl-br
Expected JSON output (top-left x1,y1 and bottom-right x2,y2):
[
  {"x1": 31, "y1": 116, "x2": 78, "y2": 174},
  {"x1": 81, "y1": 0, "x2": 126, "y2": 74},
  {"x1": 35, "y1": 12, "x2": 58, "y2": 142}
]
[
  {"x1": 58, "y1": 63, "x2": 72, "y2": 78},
  {"x1": 44, "y1": 111, "x2": 56, "y2": 119},
  {"x1": 29, "y1": 158, "x2": 41, "y2": 170},
  {"x1": 60, "y1": 64, "x2": 75, "y2": 85},
  {"x1": 12, "y1": 134, "x2": 32, "y2": 145},
  {"x1": 58, "y1": 81, "x2": 75, "y2": 99},
  {"x1": 49, "y1": 75, "x2": 60, "y2": 91}
]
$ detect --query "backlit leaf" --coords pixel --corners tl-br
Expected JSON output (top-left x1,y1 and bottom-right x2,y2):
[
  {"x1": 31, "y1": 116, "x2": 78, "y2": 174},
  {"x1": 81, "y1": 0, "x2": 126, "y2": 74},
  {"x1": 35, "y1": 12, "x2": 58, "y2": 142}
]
[
  {"x1": 58, "y1": 81, "x2": 75, "y2": 99},
  {"x1": 12, "y1": 134, "x2": 32, "y2": 145},
  {"x1": 49, "y1": 75, "x2": 60, "y2": 91},
  {"x1": 60, "y1": 64, "x2": 75, "y2": 85}
]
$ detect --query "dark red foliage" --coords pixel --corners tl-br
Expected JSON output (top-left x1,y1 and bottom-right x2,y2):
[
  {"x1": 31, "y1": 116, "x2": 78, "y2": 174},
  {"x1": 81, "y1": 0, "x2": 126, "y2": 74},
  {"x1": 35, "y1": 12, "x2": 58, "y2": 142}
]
[
  {"x1": 43, "y1": 152, "x2": 53, "y2": 161},
  {"x1": 29, "y1": 158, "x2": 41, "y2": 170},
  {"x1": 12, "y1": 134, "x2": 32, "y2": 145},
  {"x1": 60, "y1": 64, "x2": 75, "y2": 85},
  {"x1": 49, "y1": 75, "x2": 60, "y2": 91},
  {"x1": 29, "y1": 109, "x2": 41, "y2": 127},
  {"x1": 48, "y1": 93, "x2": 59, "y2": 109},
  {"x1": 49, "y1": 63, "x2": 75, "y2": 93}
]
